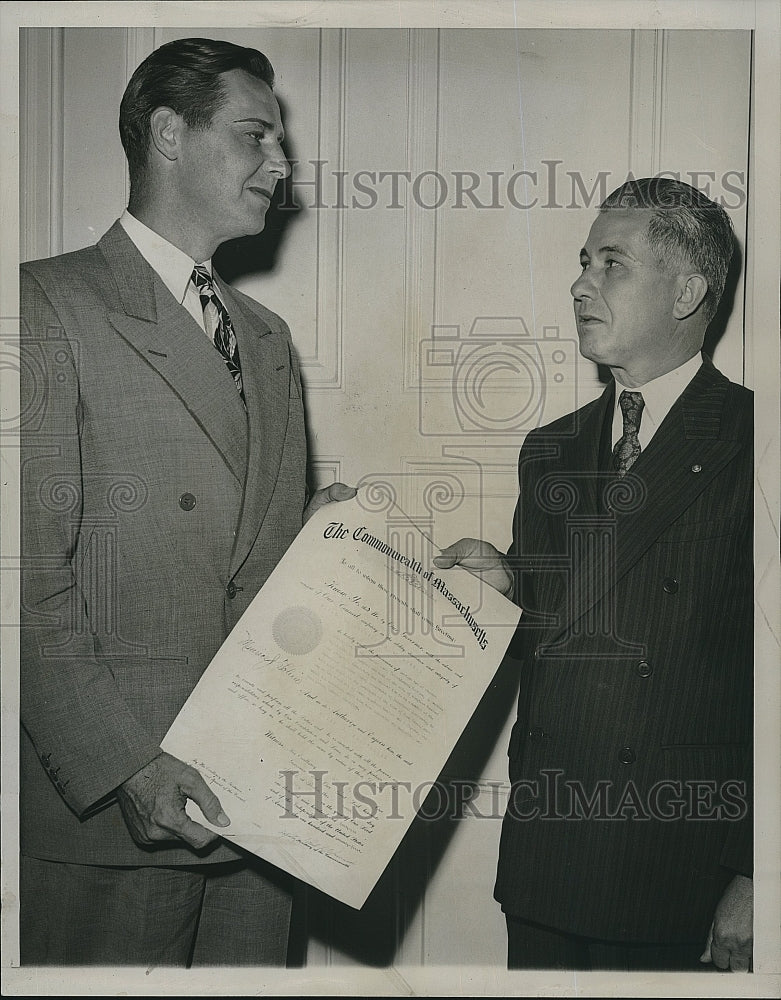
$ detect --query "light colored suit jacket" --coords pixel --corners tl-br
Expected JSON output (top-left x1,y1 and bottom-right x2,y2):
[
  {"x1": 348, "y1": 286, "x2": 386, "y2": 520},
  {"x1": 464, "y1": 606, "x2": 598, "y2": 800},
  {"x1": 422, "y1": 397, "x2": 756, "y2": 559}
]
[{"x1": 20, "y1": 221, "x2": 308, "y2": 866}]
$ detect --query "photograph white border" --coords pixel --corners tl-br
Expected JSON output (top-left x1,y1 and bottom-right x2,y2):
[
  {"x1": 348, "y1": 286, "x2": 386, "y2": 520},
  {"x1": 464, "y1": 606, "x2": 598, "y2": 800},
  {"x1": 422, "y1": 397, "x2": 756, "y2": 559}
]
[{"x1": 1, "y1": 2, "x2": 778, "y2": 996}]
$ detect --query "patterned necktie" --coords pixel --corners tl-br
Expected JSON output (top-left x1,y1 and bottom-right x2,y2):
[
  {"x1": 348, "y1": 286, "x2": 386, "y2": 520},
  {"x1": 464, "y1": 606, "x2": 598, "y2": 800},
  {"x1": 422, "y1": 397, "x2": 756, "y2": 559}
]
[
  {"x1": 612, "y1": 389, "x2": 645, "y2": 477},
  {"x1": 191, "y1": 265, "x2": 245, "y2": 406}
]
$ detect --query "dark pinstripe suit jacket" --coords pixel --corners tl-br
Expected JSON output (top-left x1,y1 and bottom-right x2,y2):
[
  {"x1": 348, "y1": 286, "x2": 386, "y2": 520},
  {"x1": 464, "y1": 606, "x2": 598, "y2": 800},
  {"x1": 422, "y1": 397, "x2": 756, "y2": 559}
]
[{"x1": 494, "y1": 359, "x2": 753, "y2": 943}]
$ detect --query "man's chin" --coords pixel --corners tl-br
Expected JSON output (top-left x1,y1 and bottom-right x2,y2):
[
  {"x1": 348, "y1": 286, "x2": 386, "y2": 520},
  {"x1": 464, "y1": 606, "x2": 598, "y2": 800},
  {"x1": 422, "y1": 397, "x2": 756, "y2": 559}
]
[
  {"x1": 244, "y1": 217, "x2": 268, "y2": 237},
  {"x1": 577, "y1": 332, "x2": 617, "y2": 369},
  {"x1": 224, "y1": 218, "x2": 268, "y2": 242},
  {"x1": 576, "y1": 339, "x2": 604, "y2": 366}
]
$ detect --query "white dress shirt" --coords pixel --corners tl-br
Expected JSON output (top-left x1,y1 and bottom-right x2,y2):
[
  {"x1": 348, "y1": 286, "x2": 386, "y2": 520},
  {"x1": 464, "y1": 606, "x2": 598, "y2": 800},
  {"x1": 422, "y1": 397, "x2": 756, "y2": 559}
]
[
  {"x1": 119, "y1": 210, "x2": 212, "y2": 337},
  {"x1": 611, "y1": 353, "x2": 703, "y2": 451}
]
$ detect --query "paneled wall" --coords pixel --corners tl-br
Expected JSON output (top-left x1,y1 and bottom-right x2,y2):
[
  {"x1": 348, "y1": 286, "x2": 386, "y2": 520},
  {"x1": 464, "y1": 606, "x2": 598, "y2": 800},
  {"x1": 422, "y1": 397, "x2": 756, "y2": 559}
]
[{"x1": 20, "y1": 26, "x2": 752, "y2": 967}]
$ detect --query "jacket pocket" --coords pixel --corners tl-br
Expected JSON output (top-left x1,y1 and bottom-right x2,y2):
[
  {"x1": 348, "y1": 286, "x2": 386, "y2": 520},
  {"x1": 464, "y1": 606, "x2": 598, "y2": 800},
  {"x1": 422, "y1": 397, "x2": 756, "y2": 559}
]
[{"x1": 656, "y1": 515, "x2": 744, "y2": 544}]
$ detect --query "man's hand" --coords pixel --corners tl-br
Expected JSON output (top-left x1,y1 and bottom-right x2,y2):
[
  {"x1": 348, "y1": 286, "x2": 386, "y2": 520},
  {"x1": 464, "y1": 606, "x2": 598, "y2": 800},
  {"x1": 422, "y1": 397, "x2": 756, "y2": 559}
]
[
  {"x1": 303, "y1": 482, "x2": 358, "y2": 524},
  {"x1": 433, "y1": 537, "x2": 513, "y2": 598},
  {"x1": 700, "y1": 874, "x2": 753, "y2": 971},
  {"x1": 115, "y1": 752, "x2": 231, "y2": 851}
]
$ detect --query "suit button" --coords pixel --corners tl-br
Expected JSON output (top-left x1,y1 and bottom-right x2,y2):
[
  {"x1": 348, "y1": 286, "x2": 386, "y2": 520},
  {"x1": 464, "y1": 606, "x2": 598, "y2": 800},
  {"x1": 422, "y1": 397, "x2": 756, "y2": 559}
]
[
  {"x1": 533, "y1": 646, "x2": 542, "y2": 660},
  {"x1": 662, "y1": 577, "x2": 679, "y2": 594},
  {"x1": 619, "y1": 746, "x2": 636, "y2": 765},
  {"x1": 226, "y1": 581, "x2": 237, "y2": 599},
  {"x1": 636, "y1": 659, "x2": 653, "y2": 678},
  {"x1": 179, "y1": 492, "x2": 196, "y2": 511},
  {"x1": 528, "y1": 727, "x2": 546, "y2": 742}
]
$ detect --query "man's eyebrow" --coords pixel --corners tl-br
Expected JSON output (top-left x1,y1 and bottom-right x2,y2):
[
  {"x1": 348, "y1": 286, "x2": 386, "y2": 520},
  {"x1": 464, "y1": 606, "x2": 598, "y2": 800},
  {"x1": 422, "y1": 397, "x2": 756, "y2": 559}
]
[
  {"x1": 580, "y1": 243, "x2": 639, "y2": 261},
  {"x1": 232, "y1": 117, "x2": 285, "y2": 139},
  {"x1": 597, "y1": 243, "x2": 638, "y2": 259}
]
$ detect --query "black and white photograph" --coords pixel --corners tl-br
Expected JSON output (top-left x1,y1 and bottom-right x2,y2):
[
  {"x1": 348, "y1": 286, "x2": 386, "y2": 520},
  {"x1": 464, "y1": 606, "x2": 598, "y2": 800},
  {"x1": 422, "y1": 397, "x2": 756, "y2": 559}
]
[{"x1": 1, "y1": 1, "x2": 779, "y2": 996}]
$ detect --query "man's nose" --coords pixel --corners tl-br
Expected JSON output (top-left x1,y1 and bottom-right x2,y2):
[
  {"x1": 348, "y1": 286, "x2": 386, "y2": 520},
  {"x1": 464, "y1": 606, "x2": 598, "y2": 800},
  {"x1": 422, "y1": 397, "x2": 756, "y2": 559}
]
[
  {"x1": 570, "y1": 269, "x2": 594, "y2": 300},
  {"x1": 265, "y1": 140, "x2": 291, "y2": 180}
]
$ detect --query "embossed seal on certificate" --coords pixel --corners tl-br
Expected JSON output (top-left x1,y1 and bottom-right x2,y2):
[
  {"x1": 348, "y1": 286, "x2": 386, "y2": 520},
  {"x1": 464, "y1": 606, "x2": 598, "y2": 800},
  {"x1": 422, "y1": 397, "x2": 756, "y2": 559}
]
[{"x1": 272, "y1": 606, "x2": 324, "y2": 655}]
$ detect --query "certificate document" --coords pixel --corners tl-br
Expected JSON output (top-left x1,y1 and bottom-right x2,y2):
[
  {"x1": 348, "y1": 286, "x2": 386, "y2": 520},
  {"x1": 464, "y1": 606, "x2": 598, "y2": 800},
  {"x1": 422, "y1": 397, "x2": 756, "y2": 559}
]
[{"x1": 163, "y1": 495, "x2": 521, "y2": 908}]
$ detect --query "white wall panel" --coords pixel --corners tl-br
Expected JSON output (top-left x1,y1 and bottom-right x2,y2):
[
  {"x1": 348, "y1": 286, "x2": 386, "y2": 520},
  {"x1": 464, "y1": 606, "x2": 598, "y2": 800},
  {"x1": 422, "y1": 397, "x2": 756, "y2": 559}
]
[
  {"x1": 659, "y1": 30, "x2": 751, "y2": 382},
  {"x1": 61, "y1": 29, "x2": 130, "y2": 254},
  {"x1": 19, "y1": 28, "x2": 63, "y2": 261}
]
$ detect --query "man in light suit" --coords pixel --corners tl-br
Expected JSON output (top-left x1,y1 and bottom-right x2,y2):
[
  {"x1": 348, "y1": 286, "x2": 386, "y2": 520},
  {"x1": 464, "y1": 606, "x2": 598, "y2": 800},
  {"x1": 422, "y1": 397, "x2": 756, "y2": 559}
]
[
  {"x1": 435, "y1": 178, "x2": 753, "y2": 971},
  {"x1": 20, "y1": 36, "x2": 352, "y2": 966}
]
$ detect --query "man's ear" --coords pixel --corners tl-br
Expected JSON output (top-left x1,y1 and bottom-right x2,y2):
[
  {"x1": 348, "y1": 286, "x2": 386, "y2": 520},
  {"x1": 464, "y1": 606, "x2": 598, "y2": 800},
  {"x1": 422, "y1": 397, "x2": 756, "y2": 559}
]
[
  {"x1": 149, "y1": 107, "x2": 182, "y2": 163},
  {"x1": 673, "y1": 273, "x2": 708, "y2": 320}
]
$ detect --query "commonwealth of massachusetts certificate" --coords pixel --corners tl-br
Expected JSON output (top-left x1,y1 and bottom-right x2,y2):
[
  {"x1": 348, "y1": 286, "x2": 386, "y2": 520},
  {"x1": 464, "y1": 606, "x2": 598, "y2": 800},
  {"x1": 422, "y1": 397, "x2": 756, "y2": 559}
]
[{"x1": 163, "y1": 495, "x2": 521, "y2": 908}]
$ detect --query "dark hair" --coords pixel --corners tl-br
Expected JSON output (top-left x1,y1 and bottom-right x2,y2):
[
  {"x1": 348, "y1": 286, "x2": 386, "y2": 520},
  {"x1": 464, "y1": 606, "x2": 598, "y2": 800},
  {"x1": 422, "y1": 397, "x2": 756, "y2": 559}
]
[
  {"x1": 600, "y1": 177, "x2": 735, "y2": 324},
  {"x1": 119, "y1": 37, "x2": 275, "y2": 188}
]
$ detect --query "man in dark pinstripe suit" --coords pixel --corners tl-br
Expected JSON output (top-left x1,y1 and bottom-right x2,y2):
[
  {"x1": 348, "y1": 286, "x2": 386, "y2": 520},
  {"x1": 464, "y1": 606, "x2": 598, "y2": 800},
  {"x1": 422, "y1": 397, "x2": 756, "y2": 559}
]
[{"x1": 436, "y1": 178, "x2": 753, "y2": 971}]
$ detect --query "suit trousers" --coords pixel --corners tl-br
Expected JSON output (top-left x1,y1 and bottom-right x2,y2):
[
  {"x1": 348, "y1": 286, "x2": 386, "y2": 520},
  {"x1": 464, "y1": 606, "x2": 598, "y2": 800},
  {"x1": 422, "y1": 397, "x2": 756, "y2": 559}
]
[
  {"x1": 506, "y1": 915, "x2": 713, "y2": 972},
  {"x1": 20, "y1": 854, "x2": 294, "y2": 966}
]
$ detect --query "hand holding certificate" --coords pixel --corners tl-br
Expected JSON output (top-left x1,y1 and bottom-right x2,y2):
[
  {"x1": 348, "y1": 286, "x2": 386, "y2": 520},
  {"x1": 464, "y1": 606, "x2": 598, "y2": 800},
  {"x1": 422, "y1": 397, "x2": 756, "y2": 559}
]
[{"x1": 163, "y1": 494, "x2": 520, "y2": 908}]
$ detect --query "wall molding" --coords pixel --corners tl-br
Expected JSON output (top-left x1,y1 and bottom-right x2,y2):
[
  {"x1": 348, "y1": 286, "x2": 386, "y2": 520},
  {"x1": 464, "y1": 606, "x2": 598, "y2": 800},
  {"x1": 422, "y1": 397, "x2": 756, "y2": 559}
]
[
  {"x1": 309, "y1": 457, "x2": 342, "y2": 489},
  {"x1": 303, "y1": 27, "x2": 346, "y2": 390},
  {"x1": 20, "y1": 27, "x2": 64, "y2": 262},
  {"x1": 743, "y1": 30, "x2": 755, "y2": 387},
  {"x1": 48, "y1": 29, "x2": 64, "y2": 257},
  {"x1": 402, "y1": 28, "x2": 440, "y2": 392},
  {"x1": 628, "y1": 29, "x2": 668, "y2": 177},
  {"x1": 124, "y1": 26, "x2": 156, "y2": 81},
  {"x1": 123, "y1": 28, "x2": 157, "y2": 206}
]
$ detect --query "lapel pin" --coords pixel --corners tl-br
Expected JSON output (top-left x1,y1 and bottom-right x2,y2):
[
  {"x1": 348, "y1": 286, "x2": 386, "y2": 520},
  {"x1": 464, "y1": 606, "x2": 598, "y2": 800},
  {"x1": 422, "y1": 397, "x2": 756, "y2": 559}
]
[{"x1": 691, "y1": 463, "x2": 702, "y2": 473}]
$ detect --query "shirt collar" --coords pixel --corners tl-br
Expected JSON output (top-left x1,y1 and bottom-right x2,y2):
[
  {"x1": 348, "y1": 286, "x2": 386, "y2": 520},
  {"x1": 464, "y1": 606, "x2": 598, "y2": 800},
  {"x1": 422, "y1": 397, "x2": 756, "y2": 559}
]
[
  {"x1": 119, "y1": 210, "x2": 212, "y2": 304},
  {"x1": 613, "y1": 353, "x2": 703, "y2": 432}
]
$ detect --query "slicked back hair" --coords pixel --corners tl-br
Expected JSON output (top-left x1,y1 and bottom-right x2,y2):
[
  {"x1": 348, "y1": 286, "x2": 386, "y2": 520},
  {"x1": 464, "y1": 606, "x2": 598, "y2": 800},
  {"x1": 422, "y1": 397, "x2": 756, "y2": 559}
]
[
  {"x1": 120, "y1": 37, "x2": 275, "y2": 190},
  {"x1": 600, "y1": 177, "x2": 735, "y2": 324}
]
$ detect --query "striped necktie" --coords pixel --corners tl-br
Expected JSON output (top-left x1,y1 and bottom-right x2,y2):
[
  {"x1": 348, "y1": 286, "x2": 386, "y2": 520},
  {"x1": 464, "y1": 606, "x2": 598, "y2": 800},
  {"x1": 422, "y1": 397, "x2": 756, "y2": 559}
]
[
  {"x1": 612, "y1": 390, "x2": 645, "y2": 477},
  {"x1": 191, "y1": 265, "x2": 245, "y2": 407}
]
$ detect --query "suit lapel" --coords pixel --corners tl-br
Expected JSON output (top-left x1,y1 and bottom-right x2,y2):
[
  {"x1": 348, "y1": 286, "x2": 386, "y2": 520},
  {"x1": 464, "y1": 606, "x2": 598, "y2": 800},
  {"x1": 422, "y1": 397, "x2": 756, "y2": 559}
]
[
  {"x1": 219, "y1": 282, "x2": 293, "y2": 577},
  {"x1": 98, "y1": 221, "x2": 298, "y2": 576},
  {"x1": 609, "y1": 362, "x2": 739, "y2": 579},
  {"x1": 98, "y1": 222, "x2": 248, "y2": 483},
  {"x1": 549, "y1": 384, "x2": 613, "y2": 526},
  {"x1": 548, "y1": 362, "x2": 741, "y2": 643}
]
